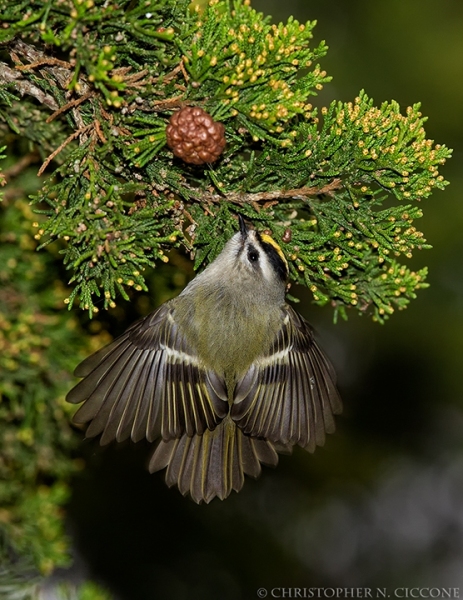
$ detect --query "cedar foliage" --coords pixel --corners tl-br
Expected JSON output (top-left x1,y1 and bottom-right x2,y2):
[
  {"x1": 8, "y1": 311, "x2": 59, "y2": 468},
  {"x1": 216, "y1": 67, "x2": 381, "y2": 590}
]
[
  {"x1": 0, "y1": 0, "x2": 451, "y2": 321},
  {"x1": 0, "y1": 0, "x2": 451, "y2": 594}
]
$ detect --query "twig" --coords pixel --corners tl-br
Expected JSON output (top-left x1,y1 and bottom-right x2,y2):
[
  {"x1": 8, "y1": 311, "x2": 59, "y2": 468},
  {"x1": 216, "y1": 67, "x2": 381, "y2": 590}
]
[
  {"x1": 197, "y1": 179, "x2": 343, "y2": 206},
  {"x1": 10, "y1": 39, "x2": 90, "y2": 98},
  {"x1": 182, "y1": 208, "x2": 196, "y2": 225},
  {"x1": 10, "y1": 40, "x2": 52, "y2": 65},
  {"x1": 179, "y1": 58, "x2": 189, "y2": 83},
  {"x1": 94, "y1": 119, "x2": 107, "y2": 144},
  {"x1": 124, "y1": 94, "x2": 187, "y2": 114},
  {"x1": 150, "y1": 95, "x2": 185, "y2": 110},
  {"x1": 37, "y1": 124, "x2": 93, "y2": 176},
  {"x1": 16, "y1": 57, "x2": 72, "y2": 71},
  {"x1": 112, "y1": 67, "x2": 149, "y2": 89},
  {"x1": 0, "y1": 62, "x2": 59, "y2": 110},
  {"x1": 46, "y1": 92, "x2": 93, "y2": 123}
]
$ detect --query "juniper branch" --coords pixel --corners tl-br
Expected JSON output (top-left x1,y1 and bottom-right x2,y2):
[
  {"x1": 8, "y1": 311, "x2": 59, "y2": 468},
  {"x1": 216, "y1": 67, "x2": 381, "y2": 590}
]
[{"x1": 0, "y1": 0, "x2": 451, "y2": 323}]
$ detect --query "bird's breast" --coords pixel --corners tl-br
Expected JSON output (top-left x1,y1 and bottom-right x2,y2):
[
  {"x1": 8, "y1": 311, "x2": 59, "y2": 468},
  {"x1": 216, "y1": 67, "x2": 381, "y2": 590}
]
[{"x1": 174, "y1": 290, "x2": 282, "y2": 378}]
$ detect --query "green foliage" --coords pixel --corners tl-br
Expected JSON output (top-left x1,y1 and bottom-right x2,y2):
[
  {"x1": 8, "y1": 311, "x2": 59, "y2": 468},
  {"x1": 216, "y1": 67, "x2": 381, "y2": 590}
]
[
  {"x1": 0, "y1": 0, "x2": 451, "y2": 321},
  {"x1": 0, "y1": 0, "x2": 454, "y2": 592},
  {"x1": 72, "y1": 581, "x2": 114, "y2": 600},
  {"x1": 0, "y1": 551, "x2": 113, "y2": 600},
  {"x1": 0, "y1": 198, "x2": 109, "y2": 578}
]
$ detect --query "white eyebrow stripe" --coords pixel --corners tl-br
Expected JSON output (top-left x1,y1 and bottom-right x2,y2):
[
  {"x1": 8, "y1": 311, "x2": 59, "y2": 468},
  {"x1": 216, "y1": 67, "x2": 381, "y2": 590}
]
[
  {"x1": 245, "y1": 230, "x2": 274, "y2": 283},
  {"x1": 258, "y1": 249, "x2": 275, "y2": 283}
]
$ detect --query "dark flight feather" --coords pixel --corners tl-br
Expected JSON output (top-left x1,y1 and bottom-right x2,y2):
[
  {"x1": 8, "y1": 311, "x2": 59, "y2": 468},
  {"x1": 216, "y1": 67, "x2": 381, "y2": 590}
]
[
  {"x1": 230, "y1": 305, "x2": 342, "y2": 450},
  {"x1": 67, "y1": 301, "x2": 341, "y2": 503},
  {"x1": 67, "y1": 303, "x2": 228, "y2": 444}
]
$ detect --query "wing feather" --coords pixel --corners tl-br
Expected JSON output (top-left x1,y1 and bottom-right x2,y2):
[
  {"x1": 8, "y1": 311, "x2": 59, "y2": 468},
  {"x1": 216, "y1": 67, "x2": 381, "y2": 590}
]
[
  {"x1": 231, "y1": 305, "x2": 342, "y2": 450},
  {"x1": 76, "y1": 345, "x2": 139, "y2": 437},
  {"x1": 143, "y1": 352, "x2": 164, "y2": 442},
  {"x1": 67, "y1": 336, "x2": 132, "y2": 406},
  {"x1": 298, "y1": 350, "x2": 316, "y2": 452},
  {"x1": 67, "y1": 302, "x2": 228, "y2": 445},
  {"x1": 115, "y1": 350, "x2": 152, "y2": 442}
]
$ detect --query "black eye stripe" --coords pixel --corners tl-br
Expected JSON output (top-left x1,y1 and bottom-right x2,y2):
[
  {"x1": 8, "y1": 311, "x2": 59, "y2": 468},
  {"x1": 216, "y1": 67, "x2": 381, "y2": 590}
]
[
  {"x1": 259, "y1": 240, "x2": 288, "y2": 281},
  {"x1": 247, "y1": 247, "x2": 259, "y2": 262},
  {"x1": 240, "y1": 236, "x2": 288, "y2": 281}
]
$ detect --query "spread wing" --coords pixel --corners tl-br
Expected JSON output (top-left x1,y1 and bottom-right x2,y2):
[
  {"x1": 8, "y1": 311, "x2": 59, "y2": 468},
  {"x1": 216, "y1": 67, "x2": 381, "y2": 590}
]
[
  {"x1": 231, "y1": 305, "x2": 342, "y2": 452},
  {"x1": 66, "y1": 303, "x2": 228, "y2": 445}
]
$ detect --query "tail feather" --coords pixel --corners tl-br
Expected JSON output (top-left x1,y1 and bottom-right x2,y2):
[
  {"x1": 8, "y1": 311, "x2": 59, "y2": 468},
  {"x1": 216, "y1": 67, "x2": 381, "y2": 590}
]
[{"x1": 149, "y1": 419, "x2": 281, "y2": 503}]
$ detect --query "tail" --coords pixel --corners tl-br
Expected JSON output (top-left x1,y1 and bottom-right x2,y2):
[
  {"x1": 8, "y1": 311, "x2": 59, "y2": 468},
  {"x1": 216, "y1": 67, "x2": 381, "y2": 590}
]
[{"x1": 149, "y1": 418, "x2": 285, "y2": 504}]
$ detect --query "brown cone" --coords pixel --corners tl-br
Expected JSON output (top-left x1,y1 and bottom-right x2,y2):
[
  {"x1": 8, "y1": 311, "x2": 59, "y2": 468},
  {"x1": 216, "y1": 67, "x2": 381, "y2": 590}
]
[{"x1": 166, "y1": 106, "x2": 226, "y2": 165}]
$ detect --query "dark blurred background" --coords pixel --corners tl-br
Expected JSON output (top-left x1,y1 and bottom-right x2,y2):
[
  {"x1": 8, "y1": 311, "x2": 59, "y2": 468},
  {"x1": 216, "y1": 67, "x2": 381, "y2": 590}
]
[{"x1": 67, "y1": 1, "x2": 463, "y2": 597}]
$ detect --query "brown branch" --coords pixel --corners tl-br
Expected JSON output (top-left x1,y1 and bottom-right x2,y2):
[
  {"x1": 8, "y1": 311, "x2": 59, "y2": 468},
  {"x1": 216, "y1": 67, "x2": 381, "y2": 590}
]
[
  {"x1": 179, "y1": 58, "x2": 189, "y2": 83},
  {"x1": 16, "y1": 57, "x2": 72, "y2": 71},
  {"x1": 0, "y1": 62, "x2": 59, "y2": 110},
  {"x1": 37, "y1": 124, "x2": 93, "y2": 176},
  {"x1": 46, "y1": 91, "x2": 93, "y2": 123},
  {"x1": 9, "y1": 39, "x2": 91, "y2": 101},
  {"x1": 112, "y1": 67, "x2": 149, "y2": 89},
  {"x1": 94, "y1": 119, "x2": 107, "y2": 144},
  {"x1": 197, "y1": 178, "x2": 343, "y2": 206},
  {"x1": 182, "y1": 209, "x2": 196, "y2": 225},
  {"x1": 10, "y1": 40, "x2": 50, "y2": 65},
  {"x1": 150, "y1": 95, "x2": 185, "y2": 110}
]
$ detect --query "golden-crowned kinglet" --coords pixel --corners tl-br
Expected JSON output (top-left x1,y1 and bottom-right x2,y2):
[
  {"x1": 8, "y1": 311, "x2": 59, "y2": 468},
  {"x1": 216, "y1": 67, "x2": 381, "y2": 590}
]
[{"x1": 67, "y1": 217, "x2": 342, "y2": 503}]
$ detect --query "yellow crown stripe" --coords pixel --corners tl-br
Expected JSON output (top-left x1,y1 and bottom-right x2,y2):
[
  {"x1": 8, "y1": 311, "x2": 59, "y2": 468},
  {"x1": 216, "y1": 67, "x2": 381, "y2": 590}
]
[{"x1": 260, "y1": 233, "x2": 288, "y2": 269}]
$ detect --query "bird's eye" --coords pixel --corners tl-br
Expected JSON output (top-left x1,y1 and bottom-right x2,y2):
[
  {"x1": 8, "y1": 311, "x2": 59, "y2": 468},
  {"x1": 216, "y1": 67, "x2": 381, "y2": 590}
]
[{"x1": 248, "y1": 249, "x2": 259, "y2": 263}]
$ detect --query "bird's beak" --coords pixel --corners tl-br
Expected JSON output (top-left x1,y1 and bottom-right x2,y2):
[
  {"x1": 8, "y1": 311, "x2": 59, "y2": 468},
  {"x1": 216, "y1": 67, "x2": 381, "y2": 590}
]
[{"x1": 238, "y1": 214, "x2": 248, "y2": 238}]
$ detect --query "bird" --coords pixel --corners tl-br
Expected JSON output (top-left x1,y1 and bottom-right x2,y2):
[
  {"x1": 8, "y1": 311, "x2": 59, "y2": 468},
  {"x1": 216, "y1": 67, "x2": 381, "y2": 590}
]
[{"x1": 66, "y1": 216, "x2": 342, "y2": 503}]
